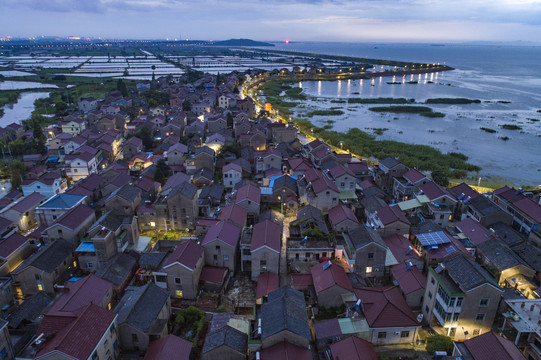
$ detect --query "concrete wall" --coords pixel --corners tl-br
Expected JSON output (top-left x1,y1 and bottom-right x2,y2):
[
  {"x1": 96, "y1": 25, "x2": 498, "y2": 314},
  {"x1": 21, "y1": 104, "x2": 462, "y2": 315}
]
[
  {"x1": 369, "y1": 326, "x2": 419, "y2": 345},
  {"x1": 317, "y1": 286, "x2": 354, "y2": 308},
  {"x1": 165, "y1": 256, "x2": 204, "y2": 300},
  {"x1": 354, "y1": 243, "x2": 386, "y2": 279},
  {"x1": 203, "y1": 241, "x2": 237, "y2": 272},
  {"x1": 250, "y1": 247, "x2": 279, "y2": 281}
]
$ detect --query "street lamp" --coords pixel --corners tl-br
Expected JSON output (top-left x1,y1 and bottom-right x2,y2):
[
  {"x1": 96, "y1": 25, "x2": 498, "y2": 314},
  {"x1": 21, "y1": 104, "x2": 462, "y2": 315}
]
[{"x1": 340, "y1": 141, "x2": 343, "y2": 149}]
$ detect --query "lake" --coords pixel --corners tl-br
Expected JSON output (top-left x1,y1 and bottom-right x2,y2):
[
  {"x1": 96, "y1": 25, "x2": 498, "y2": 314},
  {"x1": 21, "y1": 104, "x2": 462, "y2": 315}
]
[
  {"x1": 0, "y1": 92, "x2": 50, "y2": 127},
  {"x1": 265, "y1": 42, "x2": 541, "y2": 186}
]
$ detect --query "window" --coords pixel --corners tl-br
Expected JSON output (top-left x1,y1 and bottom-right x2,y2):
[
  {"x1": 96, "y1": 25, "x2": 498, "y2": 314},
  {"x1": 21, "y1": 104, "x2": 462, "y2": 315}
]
[
  {"x1": 366, "y1": 267, "x2": 373, "y2": 274},
  {"x1": 37, "y1": 284, "x2": 43, "y2": 291},
  {"x1": 476, "y1": 313, "x2": 485, "y2": 321},
  {"x1": 176, "y1": 290, "x2": 183, "y2": 297},
  {"x1": 431, "y1": 277, "x2": 435, "y2": 285},
  {"x1": 87, "y1": 262, "x2": 94, "y2": 269},
  {"x1": 378, "y1": 332, "x2": 386, "y2": 339},
  {"x1": 132, "y1": 334, "x2": 138, "y2": 342},
  {"x1": 213, "y1": 254, "x2": 218, "y2": 261},
  {"x1": 368, "y1": 252, "x2": 374, "y2": 259},
  {"x1": 425, "y1": 305, "x2": 429, "y2": 313},
  {"x1": 401, "y1": 331, "x2": 410, "y2": 338},
  {"x1": 260, "y1": 260, "x2": 267, "y2": 271},
  {"x1": 215, "y1": 245, "x2": 220, "y2": 250},
  {"x1": 473, "y1": 329, "x2": 480, "y2": 336},
  {"x1": 456, "y1": 297, "x2": 463, "y2": 307},
  {"x1": 479, "y1": 298, "x2": 489, "y2": 307},
  {"x1": 223, "y1": 255, "x2": 229, "y2": 261},
  {"x1": 174, "y1": 277, "x2": 182, "y2": 285},
  {"x1": 428, "y1": 291, "x2": 432, "y2": 299},
  {"x1": 35, "y1": 274, "x2": 41, "y2": 280},
  {"x1": 453, "y1": 313, "x2": 460, "y2": 322}
]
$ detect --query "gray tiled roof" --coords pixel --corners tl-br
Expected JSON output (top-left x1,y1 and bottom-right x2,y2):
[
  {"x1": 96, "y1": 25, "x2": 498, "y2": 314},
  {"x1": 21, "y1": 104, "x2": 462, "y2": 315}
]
[
  {"x1": 199, "y1": 184, "x2": 224, "y2": 201},
  {"x1": 202, "y1": 325, "x2": 247, "y2": 355},
  {"x1": 468, "y1": 195, "x2": 502, "y2": 217},
  {"x1": 261, "y1": 286, "x2": 310, "y2": 341},
  {"x1": 14, "y1": 239, "x2": 75, "y2": 274},
  {"x1": 95, "y1": 253, "x2": 137, "y2": 286},
  {"x1": 379, "y1": 157, "x2": 401, "y2": 169},
  {"x1": 443, "y1": 254, "x2": 501, "y2": 292},
  {"x1": 169, "y1": 181, "x2": 197, "y2": 199},
  {"x1": 347, "y1": 224, "x2": 386, "y2": 250},
  {"x1": 91, "y1": 210, "x2": 123, "y2": 233},
  {"x1": 106, "y1": 184, "x2": 141, "y2": 203},
  {"x1": 7, "y1": 292, "x2": 53, "y2": 328},
  {"x1": 477, "y1": 238, "x2": 529, "y2": 272},
  {"x1": 115, "y1": 283, "x2": 169, "y2": 333}
]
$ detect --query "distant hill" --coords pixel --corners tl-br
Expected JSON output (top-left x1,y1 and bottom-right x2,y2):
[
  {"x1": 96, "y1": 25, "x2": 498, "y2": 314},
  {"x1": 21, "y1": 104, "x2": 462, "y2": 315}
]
[{"x1": 212, "y1": 39, "x2": 274, "y2": 47}]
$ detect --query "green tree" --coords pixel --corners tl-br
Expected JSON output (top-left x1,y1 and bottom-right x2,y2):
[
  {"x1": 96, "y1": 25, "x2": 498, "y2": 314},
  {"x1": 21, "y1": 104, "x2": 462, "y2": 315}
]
[
  {"x1": 135, "y1": 126, "x2": 153, "y2": 149},
  {"x1": 182, "y1": 99, "x2": 191, "y2": 112},
  {"x1": 54, "y1": 101, "x2": 68, "y2": 116},
  {"x1": 432, "y1": 170, "x2": 450, "y2": 187},
  {"x1": 154, "y1": 167, "x2": 166, "y2": 185},
  {"x1": 148, "y1": 98, "x2": 158, "y2": 107},
  {"x1": 426, "y1": 335, "x2": 453, "y2": 355},
  {"x1": 10, "y1": 160, "x2": 25, "y2": 190},
  {"x1": 226, "y1": 113, "x2": 234, "y2": 128},
  {"x1": 116, "y1": 79, "x2": 128, "y2": 97},
  {"x1": 156, "y1": 159, "x2": 171, "y2": 179}
]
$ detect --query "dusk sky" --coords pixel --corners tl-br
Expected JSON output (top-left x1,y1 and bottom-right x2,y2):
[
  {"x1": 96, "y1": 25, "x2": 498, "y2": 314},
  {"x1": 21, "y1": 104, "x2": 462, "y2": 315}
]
[{"x1": 1, "y1": 0, "x2": 541, "y2": 43}]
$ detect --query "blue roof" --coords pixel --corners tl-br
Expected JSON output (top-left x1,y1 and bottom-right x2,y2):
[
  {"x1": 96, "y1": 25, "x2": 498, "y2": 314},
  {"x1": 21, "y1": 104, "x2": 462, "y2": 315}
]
[
  {"x1": 75, "y1": 242, "x2": 95, "y2": 252},
  {"x1": 38, "y1": 193, "x2": 86, "y2": 209},
  {"x1": 260, "y1": 187, "x2": 273, "y2": 195}
]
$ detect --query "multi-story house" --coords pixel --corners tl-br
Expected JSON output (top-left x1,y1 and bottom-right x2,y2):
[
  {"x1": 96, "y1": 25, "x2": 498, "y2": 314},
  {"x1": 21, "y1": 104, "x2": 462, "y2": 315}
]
[
  {"x1": 11, "y1": 239, "x2": 75, "y2": 297},
  {"x1": 155, "y1": 182, "x2": 199, "y2": 231},
  {"x1": 43, "y1": 204, "x2": 96, "y2": 245},
  {"x1": 65, "y1": 151, "x2": 99, "y2": 181},
  {"x1": 392, "y1": 168, "x2": 429, "y2": 201},
  {"x1": 104, "y1": 184, "x2": 142, "y2": 217},
  {"x1": 341, "y1": 224, "x2": 395, "y2": 283},
  {"x1": 34, "y1": 304, "x2": 119, "y2": 360},
  {"x1": 35, "y1": 193, "x2": 87, "y2": 227},
  {"x1": 0, "y1": 192, "x2": 45, "y2": 231},
  {"x1": 223, "y1": 163, "x2": 242, "y2": 189},
  {"x1": 201, "y1": 221, "x2": 241, "y2": 272},
  {"x1": 500, "y1": 298, "x2": 541, "y2": 360},
  {"x1": 374, "y1": 157, "x2": 409, "y2": 193},
  {"x1": 122, "y1": 136, "x2": 144, "y2": 160},
  {"x1": 20, "y1": 173, "x2": 66, "y2": 199},
  {"x1": 158, "y1": 240, "x2": 204, "y2": 300},
  {"x1": 61, "y1": 117, "x2": 86, "y2": 135},
  {"x1": 115, "y1": 283, "x2": 171, "y2": 353},
  {"x1": 422, "y1": 254, "x2": 503, "y2": 341},
  {"x1": 166, "y1": 143, "x2": 188, "y2": 166},
  {"x1": 250, "y1": 220, "x2": 281, "y2": 281}
]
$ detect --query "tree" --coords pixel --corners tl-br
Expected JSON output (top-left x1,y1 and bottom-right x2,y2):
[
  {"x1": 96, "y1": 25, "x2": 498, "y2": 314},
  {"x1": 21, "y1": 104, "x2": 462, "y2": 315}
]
[
  {"x1": 154, "y1": 167, "x2": 166, "y2": 185},
  {"x1": 182, "y1": 99, "x2": 191, "y2": 112},
  {"x1": 54, "y1": 101, "x2": 68, "y2": 116},
  {"x1": 148, "y1": 98, "x2": 158, "y2": 107},
  {"x1": 426, "y1": 335, "x2": 453, "y2": 355},
  {"x1": 135, "y1": 126, "x2": 153, "y2": 149},
  {"x1": 216, "y1": 72, "x2": 222, "y2": 85},
  {"x1": 226, "y1": 113, "x2": 234, "y2": 128},
  {"x1": 432, "y1": 170, "x2": 450, "y2": 187},
  {"x1": 116, "y1": 79, "x2": 128, "y2": 97},
  {"x1": 156, "y1": 159, "x2": 171, "y2": 179},
  {"x1": 10, "y1": 160, "x2": 25, "y2": 190}
]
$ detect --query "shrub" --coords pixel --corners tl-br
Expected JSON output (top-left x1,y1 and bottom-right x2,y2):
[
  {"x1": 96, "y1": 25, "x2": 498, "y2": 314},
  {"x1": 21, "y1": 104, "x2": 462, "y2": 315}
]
[{"x1": 426, "y1": 335, "x2": 453, "y2": 355}]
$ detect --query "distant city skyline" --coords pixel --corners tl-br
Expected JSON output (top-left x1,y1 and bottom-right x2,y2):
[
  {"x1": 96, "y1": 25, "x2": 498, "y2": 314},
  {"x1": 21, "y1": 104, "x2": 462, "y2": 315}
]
[{"x1": 1, "y1": 0, "x2": 540, "y2": 43}]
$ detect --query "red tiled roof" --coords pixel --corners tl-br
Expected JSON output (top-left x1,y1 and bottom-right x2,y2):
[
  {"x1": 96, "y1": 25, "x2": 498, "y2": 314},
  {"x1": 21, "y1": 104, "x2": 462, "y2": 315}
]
[
  {"x1": 250, "y1": 220, "x2": 281, "y2": 252},
  {"x1": 144, "y1": 334, "x2": 192, "y2": 360},
  {"x1": 9, "y1": 192, "x2": 45, "y2": 213},
  {"x1": 376, "y1": 205, "x2": 410, "y2": 226},
  {"x1": 311, "y1": 261, "x2": 353, "y2": 294},
  {"x1": 218, "y1": 204, "x2": 248, "y2": 229},
  {"x1": 197, "y1": 218, "x2": 220, "y2": 227},
  {"x1": 314, "y1": 318, "x2": 342, "y2": 340},
  {"x1": 455, "y1": 218, "x2": 493, "y2": 245},
  {"x1": 328, "y1": 204, "x2": 359, "y2": 228},
  {"x1": 512, "y1": 197, "x2": 541, "y2": 223},
  {"x1": 161, "y1": 172, "x2": 190, "y2": 193},
  {"x1": 383, "y1": 234, "x2": 421, "y2": 264},
  {"x1": 54, "y1": 204, "x2": 94, "y2": 230},
  {"x1": 391, "y1": 263, "x2": 426, "y2": 295},
  {"x1": 312, "y1": 175, "x2": 338, "y2": 194},
  {"x1": 291, "y1": 273, "x2": 313, "y2": 287},
  {"x1": 403, "y1": 169, "x2": 427, "y2": 184},
  {"x1": 164, "y1": 241, "x2": 204, "y2": 270},
  {"x1": 359, "y1": 180, "x2": 377, "y2": 190},
  {"x1": 236, "y1": 183, "x2": 261, "y2": 204},
  {"x1": 419, "y1": 181, "x2": 455, "y2": 202},
  {"x1": 288, "y1": 158, "x2": 312, "y2": 172},
  {"x1": 255, "y1": 272, "x2": 280, "y2": 299},
  {"x1": 0, "y1": 233, "x2": 28, "y2": 258},
  {"x1": 329, "y1": 164, "x2": 355, "y2": 178},
  {"x1": 260, "y1": 341, "x2": 312, "y2": 360},
  {"x1": 330, "y1": 336, "x2": 378, "y2": 360},
  {"x1": 48, "y1": 274, "x2": 112, "y2": 313},
  {"x1": 223, "y1": 162, "x2": 242, "y2": 173},
  {"x1": 353, "y1": 286, "x2": 419, "y2": 328},
  {"x1": 36, "y1": 304, "x2": 116, "y2": 360},
  {"x1": 201, "y1": 221, "x2": 241, "y2": 248},
  {"x1": 463, "y1": 331, "x2": 526, "y2": 360},
  {"x1": 450, "y1": 182, "x2": 480, "y2": 200},
  {"x1": 199, "y1": 266, "x2": 228, "y2": 283}
]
